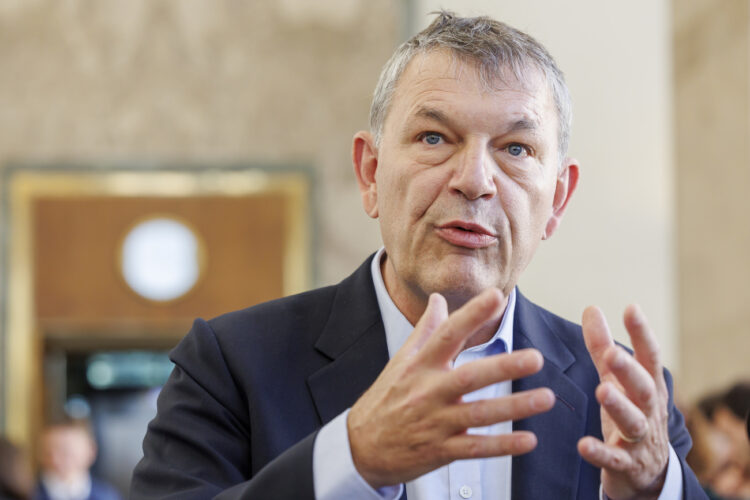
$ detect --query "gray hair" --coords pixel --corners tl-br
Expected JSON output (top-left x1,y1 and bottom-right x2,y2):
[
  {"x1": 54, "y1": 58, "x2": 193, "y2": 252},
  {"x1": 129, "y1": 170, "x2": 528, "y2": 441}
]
[{"x1": 370, "y1": 11, "x2": 572, "y2": 161}]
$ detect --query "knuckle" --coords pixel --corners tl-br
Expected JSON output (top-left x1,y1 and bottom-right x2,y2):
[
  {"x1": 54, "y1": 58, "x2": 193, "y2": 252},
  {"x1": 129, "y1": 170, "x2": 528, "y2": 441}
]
[
  {"x1": 436, "y1": 444, "x2": 452, "y2": 462},
  {"x1": 466, "y1": 439, "x2": 484, "y2": 458},
  {"x1": 468, "y1": 401, "x2": 486, "y2": 426},
  {"x1": 454, "y1": 366, "x2": 475, "y2": 392},
  {"x1": 631, "y1": 419, "x2": 648, "y2": 437},
  {"x1": 402, "y1": 390, "x2": 429, "y2": 418},
  {"x1": 638, "y1": 381, "x2": 656, "y2": 405},
  {"x1": 647, "y1": 345, "x2": 661, "y2": 365},
  {"x1": 657, "y1": 405, "x2": 669, "y2": 423},
  {"x1": 438, "y1": 324, "x2": 458, "y2": 345},
  {"x1": 400, "y1": 361, "x2": 420, "y2": 380}
]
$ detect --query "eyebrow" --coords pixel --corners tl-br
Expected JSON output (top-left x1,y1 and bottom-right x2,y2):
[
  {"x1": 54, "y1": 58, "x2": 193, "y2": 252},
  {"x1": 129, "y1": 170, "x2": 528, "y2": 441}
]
[
  {"x1": 415, "y1": 107, "x2": 451, "y2": 124},
  {"x1": 413, "y1": 106, "x2": 541, "y2": 135}
]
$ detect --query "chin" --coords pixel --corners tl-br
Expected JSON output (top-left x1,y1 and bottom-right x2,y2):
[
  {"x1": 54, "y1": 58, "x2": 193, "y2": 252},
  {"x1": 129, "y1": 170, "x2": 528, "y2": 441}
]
[{"x1": 425, "y1": 271, "x2": 502, "y2": 307}]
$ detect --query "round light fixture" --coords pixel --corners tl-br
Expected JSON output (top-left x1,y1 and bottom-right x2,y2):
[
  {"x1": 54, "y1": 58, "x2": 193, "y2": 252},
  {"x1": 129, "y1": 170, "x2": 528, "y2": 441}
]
[{"x1": 120, "y1": 217, "x2": 203, "y2": 302}]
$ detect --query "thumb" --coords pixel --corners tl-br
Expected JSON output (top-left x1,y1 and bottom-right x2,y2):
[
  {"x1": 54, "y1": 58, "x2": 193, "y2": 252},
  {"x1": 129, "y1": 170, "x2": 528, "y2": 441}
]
[{"x1": 400, "y1": 293, "x2": 448, "y2": 357}]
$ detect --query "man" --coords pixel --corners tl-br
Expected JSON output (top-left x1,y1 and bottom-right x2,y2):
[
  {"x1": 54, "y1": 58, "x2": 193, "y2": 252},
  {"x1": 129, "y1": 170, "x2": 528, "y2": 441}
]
[
  {"x1": 34, "y1": 419, "x2": 121, "y2": 500},
  {"x1": 694, "y1": 383, "x2": 750, "y2": 497},
  {"x1": 131, "y1": 12, "x2": 705, "y2": 499}
]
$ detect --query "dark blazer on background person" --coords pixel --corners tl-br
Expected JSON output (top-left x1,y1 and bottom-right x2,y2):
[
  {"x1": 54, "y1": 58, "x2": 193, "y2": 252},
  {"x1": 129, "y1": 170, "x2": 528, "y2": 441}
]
[{"x1": 130, "y1": 255, "x2": 705, "y2": 499}]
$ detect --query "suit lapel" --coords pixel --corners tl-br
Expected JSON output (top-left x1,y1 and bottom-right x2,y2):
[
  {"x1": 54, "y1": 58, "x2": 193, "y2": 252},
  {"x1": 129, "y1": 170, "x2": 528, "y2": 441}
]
[
  {"x1": 307, "y1": 256, "x2": 390, "y2": 424},
  {"x1": 511, "y1": 291, "x2": 588, "y2": 500},
  {"x1": 307, "y1": 255, "x2": 409, "y2": 499}
]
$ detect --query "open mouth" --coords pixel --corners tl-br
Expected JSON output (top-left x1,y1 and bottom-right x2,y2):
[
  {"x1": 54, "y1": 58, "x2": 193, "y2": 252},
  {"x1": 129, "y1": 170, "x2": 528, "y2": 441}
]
[{"x1": 435, "y1": 221, "x2": 497, "y2": 249}]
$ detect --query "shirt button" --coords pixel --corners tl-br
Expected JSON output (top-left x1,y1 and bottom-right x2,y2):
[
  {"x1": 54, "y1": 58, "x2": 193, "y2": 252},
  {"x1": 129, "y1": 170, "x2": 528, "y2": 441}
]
[{"x1": 459, "y1": 485, "x2": 473, "y2": 498}]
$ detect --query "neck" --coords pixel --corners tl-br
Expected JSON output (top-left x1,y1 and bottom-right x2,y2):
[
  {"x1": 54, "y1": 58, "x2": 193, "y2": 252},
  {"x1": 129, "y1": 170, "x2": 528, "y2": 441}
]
[
  {"x1": 464, "y1": 319, "x2": 503, "y2": 349},
  {"x1": 380, "y1": 254, "x2": 507, "y2": 351}
]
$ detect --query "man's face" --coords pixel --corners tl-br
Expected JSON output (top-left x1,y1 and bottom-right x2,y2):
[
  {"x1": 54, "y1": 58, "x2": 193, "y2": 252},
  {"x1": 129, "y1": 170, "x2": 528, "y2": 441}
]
[
  {"x1": 355, "y1": 50, "x2": 577, "y2": 317},
  {"x1": 40, "y1": 427, "x2": 96, "y2": 480}
]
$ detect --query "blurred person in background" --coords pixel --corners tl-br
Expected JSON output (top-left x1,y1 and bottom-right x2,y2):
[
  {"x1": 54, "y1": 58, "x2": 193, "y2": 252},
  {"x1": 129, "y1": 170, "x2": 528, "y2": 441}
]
[
  {"x1": 0, "y1": 436, "x2": 33, "y2": 500},
  {"x1": 689, "y1": 382, "x2": 750, "y2": 499},
  {"x1": 712, "y1": 384, "x2": 750, "y2": 467},
  {"x1": 686, "y1": 406, "x2": 738, "y2": 499},
  {"x1": 33, "y1": 419, "x2": 121, "y2": 500}
]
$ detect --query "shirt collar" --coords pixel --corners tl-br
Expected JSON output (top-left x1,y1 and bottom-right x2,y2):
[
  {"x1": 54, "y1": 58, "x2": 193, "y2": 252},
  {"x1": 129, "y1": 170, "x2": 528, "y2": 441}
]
[
  {"x1": 41, "y1": 472, "x2": 92, "y2": 500},
  {"x1": 370, "y1": 247, "x2": 515, "y2": 359}
]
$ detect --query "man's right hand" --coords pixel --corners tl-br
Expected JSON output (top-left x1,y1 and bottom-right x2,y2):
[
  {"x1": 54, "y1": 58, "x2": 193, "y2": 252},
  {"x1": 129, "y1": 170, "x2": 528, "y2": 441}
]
[{"x1": 347, "y1": 288, "x2": 555, "y2": 489}]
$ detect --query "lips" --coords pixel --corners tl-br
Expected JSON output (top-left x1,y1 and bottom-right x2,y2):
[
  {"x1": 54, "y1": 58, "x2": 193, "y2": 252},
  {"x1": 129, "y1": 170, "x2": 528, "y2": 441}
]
[{"x1": 435, "y1": 220, "x2": 497, "y2": 249}]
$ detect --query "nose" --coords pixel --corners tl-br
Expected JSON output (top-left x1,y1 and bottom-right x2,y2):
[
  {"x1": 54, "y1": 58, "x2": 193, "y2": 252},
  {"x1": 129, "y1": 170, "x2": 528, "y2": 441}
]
[{"x1": 448, "y1": 141, "x2": 497, "y2": 200}]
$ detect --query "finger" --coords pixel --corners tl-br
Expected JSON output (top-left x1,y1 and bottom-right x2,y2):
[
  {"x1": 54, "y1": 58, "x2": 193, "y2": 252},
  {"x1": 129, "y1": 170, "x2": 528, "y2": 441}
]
[
  {"x1": 623, "y1": 304, "x2": 666, "y2": 391},
  {"x1": 604, "y1": 346, "x2": 658, "y2": 413},
  {"x1": 578, "y1": 436, "x2": 634, "y2": 472},
  {"x1": 420, "y1": 288, "x2": 506, "y2": 364},
  {"x1": 449, "y1": 388, "x2": 555, "y2": 429},
  {"x1": 596, "y1": 382, "x2": 649, "y2": 441},
  {"x1": 582, "y1": 306, "x2": 615, "y2": 378},
  {"x1": 442, "y1": 349, "x2": 544, "y2": 398},
  {"x1": 398, "y1": 293, "x2": 449, "y2": 358},
  {"x1": 443, "y1": 431, "x2": 538, "y2": 460}
]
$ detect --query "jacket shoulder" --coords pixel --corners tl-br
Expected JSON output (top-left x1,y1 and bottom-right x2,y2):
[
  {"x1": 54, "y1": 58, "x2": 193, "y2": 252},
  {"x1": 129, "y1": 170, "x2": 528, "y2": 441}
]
[{"x1": 206, "y1": 284, "x2": 339, "y2": 346}]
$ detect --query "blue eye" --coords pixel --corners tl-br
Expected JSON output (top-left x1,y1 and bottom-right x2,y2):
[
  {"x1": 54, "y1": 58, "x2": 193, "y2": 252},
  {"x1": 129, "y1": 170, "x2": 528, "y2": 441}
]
[
  {"x1": 507, "y1": 144, "x2": 526, "y2": 157},
  {"x1": 422, "y1": 132, "x2": 442, "y2": 145}
]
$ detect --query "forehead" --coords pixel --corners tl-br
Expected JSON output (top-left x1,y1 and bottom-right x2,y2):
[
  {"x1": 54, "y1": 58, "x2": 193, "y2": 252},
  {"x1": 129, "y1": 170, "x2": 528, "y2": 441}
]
[
  {"x1": 386, "y1": 50, "x2": 556, "y2": 135},
  {"x1": 45, "y1": 426, "x2": 88, "y2": 442}
]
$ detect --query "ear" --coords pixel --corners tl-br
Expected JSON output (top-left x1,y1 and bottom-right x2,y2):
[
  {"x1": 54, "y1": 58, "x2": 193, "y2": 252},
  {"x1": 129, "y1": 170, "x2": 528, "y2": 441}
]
[
  {"x1": 352, "y1": 130, "x2": 379, "y2": 218},
  {"x1": 543, "y1": 158, "x2": 580, "y2": 239}
]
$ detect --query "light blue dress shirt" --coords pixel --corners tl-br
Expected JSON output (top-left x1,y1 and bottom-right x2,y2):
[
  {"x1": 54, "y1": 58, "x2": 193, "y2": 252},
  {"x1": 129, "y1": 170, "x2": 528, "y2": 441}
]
[{"x1": 313, "y1": 248, "x2": 683, "y2": 500}]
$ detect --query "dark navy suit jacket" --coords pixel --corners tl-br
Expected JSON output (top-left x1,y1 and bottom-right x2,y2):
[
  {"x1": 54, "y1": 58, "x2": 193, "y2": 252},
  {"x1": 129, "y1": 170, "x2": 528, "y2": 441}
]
[{"x1": 131, "y1": 256, "x2": 706, "y2": 499}]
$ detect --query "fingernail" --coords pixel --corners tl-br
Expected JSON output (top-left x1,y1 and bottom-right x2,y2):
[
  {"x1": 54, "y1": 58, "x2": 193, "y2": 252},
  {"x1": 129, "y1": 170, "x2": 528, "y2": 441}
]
[
  {"x1": 517, "y1": 351, "x2": 540, "y2": 370},
  {"x1": 517, "y1": 433, "x2": 536, "y2": 448},
  {"x1": 531, "y1": 391, "x2": 552, "y2": 410}
]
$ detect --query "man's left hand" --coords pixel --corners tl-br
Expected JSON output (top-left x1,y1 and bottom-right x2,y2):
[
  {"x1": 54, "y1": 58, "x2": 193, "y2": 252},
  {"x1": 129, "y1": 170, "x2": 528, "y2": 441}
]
[{"x1": 578, "y1": 305, "x2": 671, "y2": 500}]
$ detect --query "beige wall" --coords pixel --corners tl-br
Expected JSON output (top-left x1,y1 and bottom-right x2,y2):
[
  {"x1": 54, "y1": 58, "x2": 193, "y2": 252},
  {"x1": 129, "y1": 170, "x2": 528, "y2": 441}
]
[
  {"x1": 0, "y1": 0, "x2": 400, "y2": 428},
  {"x1": 674, "y1": 0, "x2": 750, "y2": 401},
  {"x1": 0, "y1": 0, "x2": 398, "y2": 289},
  {"x1": 415, "y1": 1, "x2": 678, "y2": 369}
]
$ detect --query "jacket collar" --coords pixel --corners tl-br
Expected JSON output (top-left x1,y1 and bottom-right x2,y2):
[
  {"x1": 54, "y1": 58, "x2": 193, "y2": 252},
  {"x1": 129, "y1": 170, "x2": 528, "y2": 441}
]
[{"x1": 307, "y1": 254, "x2": 390, "y2": 424}]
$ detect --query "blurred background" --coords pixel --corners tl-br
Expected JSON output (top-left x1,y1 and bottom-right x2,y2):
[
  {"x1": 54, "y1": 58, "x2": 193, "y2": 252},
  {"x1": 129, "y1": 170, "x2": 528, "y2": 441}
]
[{"x1": 0, "y1": 0, "x2": 747, "y2": 497}]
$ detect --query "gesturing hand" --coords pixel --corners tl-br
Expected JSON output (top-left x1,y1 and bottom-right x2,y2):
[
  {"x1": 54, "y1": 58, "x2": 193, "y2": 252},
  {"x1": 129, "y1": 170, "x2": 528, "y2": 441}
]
[
  {"x1": 579, "y1": 305, "x2": 671, "y2": 500},
  {"x1": 347, "y1": 289, "x2": 556, "y2": 489}
]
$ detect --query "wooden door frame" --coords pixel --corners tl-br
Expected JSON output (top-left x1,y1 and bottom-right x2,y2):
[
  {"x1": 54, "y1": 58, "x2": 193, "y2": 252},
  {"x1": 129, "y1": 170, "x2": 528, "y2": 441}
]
[{"x1": 0, "y1": 165, "x2": 312, "y2": 452}]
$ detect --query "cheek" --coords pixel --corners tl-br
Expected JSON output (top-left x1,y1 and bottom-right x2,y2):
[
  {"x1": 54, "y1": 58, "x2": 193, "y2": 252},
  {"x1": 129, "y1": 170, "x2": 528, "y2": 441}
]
[
  {"x1": 502, "y1": 180, "x2": 555, "y2": 237},
  {"x1": 380, "y1": 165, "x2": 445, "y2": 219},
  {"x1": 521, "y1": 171, "x2": 557, "y2": 211}
]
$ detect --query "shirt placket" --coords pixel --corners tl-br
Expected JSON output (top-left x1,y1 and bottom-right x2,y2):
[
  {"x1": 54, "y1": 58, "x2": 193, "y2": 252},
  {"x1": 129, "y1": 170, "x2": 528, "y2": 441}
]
[{"x1": 449, "y1": 348, "x2": 493, "y2": 500}]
